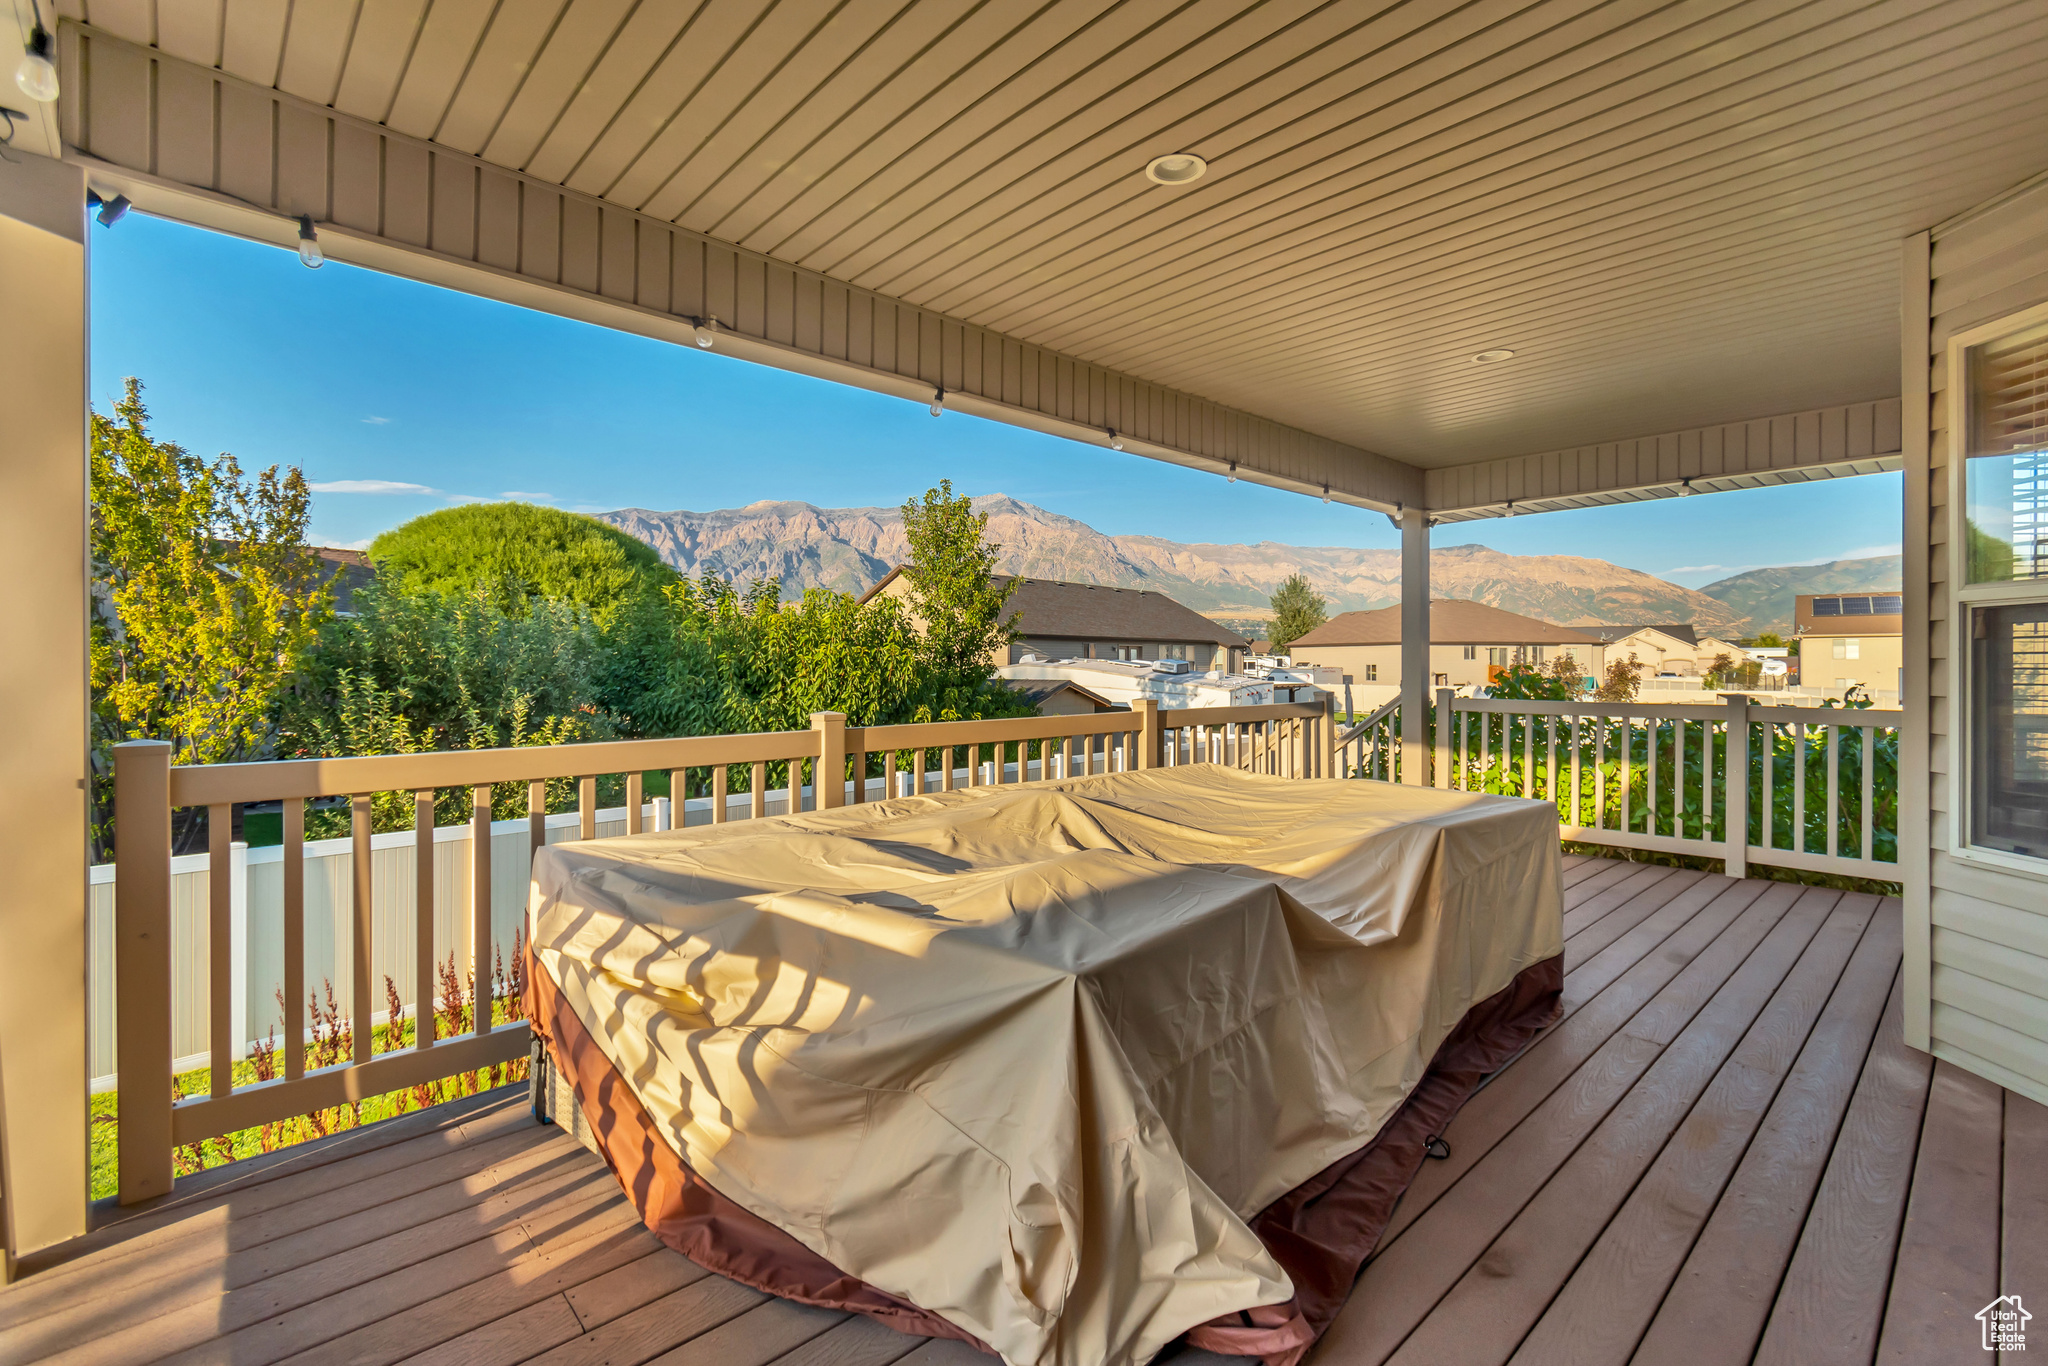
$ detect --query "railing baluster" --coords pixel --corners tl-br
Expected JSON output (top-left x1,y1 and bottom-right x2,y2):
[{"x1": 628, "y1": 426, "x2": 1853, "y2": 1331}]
[
  {"x1": 578, "y1": 777, "x2": 597, "y2": 839},
  {"x1": 1567, "y1": 715, "x2": 1581, "y2": 825},
  {"x1": 1825, "y1": 723, "x2": 1841, "y2": 860},
  {"x1": 1621, "y1": 715, "x2": 1634, "y2": 834},
  {"x1": 1764, "y1": 715, "x2": 1777, "y2": 850},
  {"x1": 1646, "y1": 718, "x2": 1658, "y2": 837},
  {"x1": 626, "y1": 772, "x2": 643, "y2": 833},
  {"x1": 351, "y1": 795, "x2": 373, "y2": 1066},
  {"x1": 752, "y1": 760, "x2": 768, "y2": 814},
  {"x1": 1594, "y1": 717, "x2": 1607, "y2": 830},
  {"x1": 1545, "y1": 716, "x2": 1558, "y2": 805},
  {"x1": 471, "y1": 785, "x2": 491, "y2": 1037},
  {"x1": 209, "y1": 801, "x2": 233, "y2": 1098},
  {"x1": 1522, "y1": 712, "x2": 1534, "y2": 799},
  {"x1": 416, "y1": 790, "x2": 435, "y2": 1050},
  {"x1": 1793, "y1": 723, "x2": 1808, "y2": 856},
  {"x1": 1861, "y1": 724, "x2": 1877, "y2": 862},
  {"x1": 284, "y1": 797, "x2": 305, "y2": 1081}
]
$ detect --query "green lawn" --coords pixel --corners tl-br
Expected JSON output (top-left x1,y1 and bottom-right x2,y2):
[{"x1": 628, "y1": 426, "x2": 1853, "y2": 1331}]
[{"x1": 91, "y1": 1006, "x2": 528, "y2": 1201}]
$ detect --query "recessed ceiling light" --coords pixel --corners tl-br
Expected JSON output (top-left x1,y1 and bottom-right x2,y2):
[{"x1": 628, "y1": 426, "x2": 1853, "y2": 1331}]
[
  {"x1": 1145, "y1": 153, "x2": 1208, "y2": 186},
  {"x1": 1472, "y1": 348, "x2": 1516, "y2": 364}
]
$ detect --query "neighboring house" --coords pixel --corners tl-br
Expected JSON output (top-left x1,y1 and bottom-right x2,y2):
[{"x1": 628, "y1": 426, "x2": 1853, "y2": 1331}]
[
  {"x1": 315, "y1": 547, "x2": 376, "y2": 616},
  {"x1": 998, "y1": 677, "x2": 1120, "y2": 716},
  {"x1": 1794, "y1": 591, "x2": 1904, "y2": 699},
  {"x1": 861, "y1": 568, "x2": 1250, "y2": 672},
  {"x1": 1286, "y1": 600, "x2": 1606, "y2": 698},
  {"x1": 1580, "y1": 624, "x2": 1704, "y2": 676}
]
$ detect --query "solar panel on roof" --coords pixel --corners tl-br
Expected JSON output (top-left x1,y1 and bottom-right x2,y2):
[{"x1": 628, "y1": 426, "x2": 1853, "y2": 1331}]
[
  {"x1": 1813, "y1": 598, "x2": 1842, "y2": 616},
  {"x1": 1875, "y1": 595, "x2": 1903, "y2": 614},
  {"x1": 1844, "y1": 596, "x2": 1872, "y2": 614}
]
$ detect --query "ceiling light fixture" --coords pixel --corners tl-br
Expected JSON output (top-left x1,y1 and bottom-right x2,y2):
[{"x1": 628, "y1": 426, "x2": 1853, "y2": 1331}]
[
  {"x1": 296, "y1": 215, "x2": 324, "y2": 269},
  {"x1": 930, "y1": 388, "x2": 945, "y2": 417},
  {"x1": 692, "y1": 317, "x2": 717, "y2": 348},
  {"x1": 15, "y1": 4, "x2": 57, "y2": 104},
  {"x1": 1107, "y1": 428, "x2": 1124, "y2": 451},
  {"x1": 1144, "y1": 153, "x2": 1208, "y2": 186},
  {"x1": 1472, "y1": 348, "x2": 1516, "y2": 364}
]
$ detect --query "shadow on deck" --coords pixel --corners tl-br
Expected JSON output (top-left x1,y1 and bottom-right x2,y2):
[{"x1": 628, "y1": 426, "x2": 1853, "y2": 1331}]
[{"x1": 2, "y1": 857, "x2": 2034, "y2": 1366}]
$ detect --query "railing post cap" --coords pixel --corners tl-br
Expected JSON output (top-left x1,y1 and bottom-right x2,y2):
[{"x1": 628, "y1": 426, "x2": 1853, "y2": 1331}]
[
  {"x1": 114, "y1": 738, "x2": 174, "y2": 752},
  {"x1": 809, "y1": 711, "x2": 847, "y2": 728}
]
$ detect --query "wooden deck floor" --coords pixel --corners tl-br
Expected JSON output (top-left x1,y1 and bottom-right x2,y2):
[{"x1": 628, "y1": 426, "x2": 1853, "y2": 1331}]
[{"x1": 4, "y1": 856, "x2": 2037, "y2": 1366}]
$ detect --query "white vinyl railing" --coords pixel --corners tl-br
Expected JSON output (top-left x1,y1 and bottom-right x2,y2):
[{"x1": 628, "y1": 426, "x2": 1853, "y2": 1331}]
[{"x1": 1428, "y1": 689, "x2": 1898, "y2": 881}]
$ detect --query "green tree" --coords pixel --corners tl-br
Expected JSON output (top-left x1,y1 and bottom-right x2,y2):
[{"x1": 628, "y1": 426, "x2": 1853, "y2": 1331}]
[
  {"x1": 898, "y1": 481, "x2": 1020, "y2": 707},
  {"x1": 1593, "y1": 653, "x2": 1642, "y2": 702},
  {"x1": 368, "y1": 503, "x2": 677, "y2": 625},
  {"x1": 1268, "y1": 573, "x2": 1328, "y2": 655},
  {"x1": 1489, "y1": 655, "x2": 1585, "y2": 700},
  {"x1": 281, "y1": 573, "x2": 620, "y2": 832},
  {"x1": 91, "y1": 379, "x2": 332, "y2": 855}
]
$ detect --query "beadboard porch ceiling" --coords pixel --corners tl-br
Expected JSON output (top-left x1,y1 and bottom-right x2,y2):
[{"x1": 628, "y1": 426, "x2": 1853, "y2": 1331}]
[{"x1": 44, "y1": 0, "x2": 2048, "y2": 476}]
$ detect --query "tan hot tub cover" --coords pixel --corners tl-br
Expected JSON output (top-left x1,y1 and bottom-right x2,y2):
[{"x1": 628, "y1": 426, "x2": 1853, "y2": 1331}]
[{"x1": 526, "y1": 766, "x2": 1563, "y2": 1366}]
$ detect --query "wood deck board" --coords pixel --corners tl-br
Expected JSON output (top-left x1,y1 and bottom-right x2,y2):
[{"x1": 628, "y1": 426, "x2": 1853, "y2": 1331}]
[
  {"x1": 1873, "y1": 1060, "x2": 2005, "y2": 1363},
  {"x1": 1374, "y1": 890, "x2": 1846, "y2": 1365},
  {"x1": 1630, "y1": 909, "x2": 1905, "y2": 1366},
  {"x1": 1508, "y1": 896, "x2": 1883, "y2": 1365},
  {"x1": 5, "y1": 870, "x2": 2027, "y2": 1366}
]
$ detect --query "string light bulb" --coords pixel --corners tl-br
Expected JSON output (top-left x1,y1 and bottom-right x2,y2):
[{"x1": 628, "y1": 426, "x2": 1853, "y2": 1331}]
[
  {"x1": 693, "y1": 317, "x2": 716, "y2": 348},
  {"x1": 1321, "y1": 484, "x2": 1331, "y2": 504},
  {"x1": 1227, "y1": 461, "x2": 1237, "y2": 483},
  {"x1": 930, "y1": 388, "x2": 945, "y2": 417},
  {"x1": 14, "y1": 10, "x2": 57, "y2": 104},
  {"x1": 1107, "y1": 428, "x2": 1124, "y2": 451},
  {"x1": 1678, "y1": 478, "x2": 1695, "y2": 497},
  {"x1": 1502, "y1": 500, "x2": 1516, "y2": 517},
  {"x1": 296, "y1": 215, "x2": 324, "y2": 269}
]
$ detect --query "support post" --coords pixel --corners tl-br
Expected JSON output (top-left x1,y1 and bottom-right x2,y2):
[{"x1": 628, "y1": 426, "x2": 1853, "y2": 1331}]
[
  {"x1": 1323, "y1": 692, "x2": 1337, "y2": 778},
  {"x1": 1898, "y1": 229, "x2": 1933, "y2": 1050},
  {"x1": 0, "y1": 151, "x2": 89, "y2": 1265},
  {"x1": 1133, "y1": 699, "x2": 1163, "y2": 769},
  {"x1": 1435, "y1": 688, "x2": 1456, "y2": 789},
  {"x1": 811, "y1": 712, "x2": 847, "y2": 808},
  {"x1": 114, "y1": 740, "x2": 174, "y2": 1206},
  {"x1": 1724, "y1": 696, "x2": 1751, "y2": 879},
  {"x1": 1400, "y1": 509, "x2": 1431, "y2": 785}
]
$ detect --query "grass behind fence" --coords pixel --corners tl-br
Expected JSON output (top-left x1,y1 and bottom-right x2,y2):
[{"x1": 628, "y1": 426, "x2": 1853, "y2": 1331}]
[{"x1": 92, "y1": 937, "x2": 531, "y2": 1202}]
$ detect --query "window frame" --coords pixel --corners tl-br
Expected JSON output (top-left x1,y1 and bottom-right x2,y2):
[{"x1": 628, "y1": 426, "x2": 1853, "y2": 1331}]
[{"x1": 1945, "y1": 301, "x2": 2048, "y2": 878}]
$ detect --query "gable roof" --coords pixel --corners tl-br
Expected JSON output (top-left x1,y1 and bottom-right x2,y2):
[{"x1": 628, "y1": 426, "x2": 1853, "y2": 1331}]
[
  {"x1": 1289, "y1": 600, "x2": 1602, "y2": 648},
  {"x1": 1000, "y1": 678, "x2": 1119, "y2": 711},
  {"x1": 1580, "y1": 623, "x2": 1699, "y2": 647},
  {"x1": 862, "y1": 567, "x2": 1247, "y2": 647}
]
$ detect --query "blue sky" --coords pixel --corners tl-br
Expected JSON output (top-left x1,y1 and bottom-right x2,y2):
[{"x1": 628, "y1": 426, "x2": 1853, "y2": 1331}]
[{"x1": 91, "y1": 213, "x2": 1902, "y2": 589}]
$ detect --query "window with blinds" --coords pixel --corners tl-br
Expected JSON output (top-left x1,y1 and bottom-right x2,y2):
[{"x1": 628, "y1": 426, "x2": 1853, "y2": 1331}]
[{"x1": 1967, "y1": 322, "x2": 2048, "y2": 583}]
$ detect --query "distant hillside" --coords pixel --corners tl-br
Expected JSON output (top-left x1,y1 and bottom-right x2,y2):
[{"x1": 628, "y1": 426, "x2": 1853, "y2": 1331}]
[
  {"x1": 1697, "y1": 556, "x2": 1903, "y2": 636},
  {"x1": 600, "y1": 497, "x2": 1745, "y2": 635}
]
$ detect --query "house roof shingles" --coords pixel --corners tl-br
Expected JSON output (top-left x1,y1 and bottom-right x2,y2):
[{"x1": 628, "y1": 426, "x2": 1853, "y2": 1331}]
[
  {"x1": 1580, "y1": 623, "x2": 1700, "y2": 647},
  {"x1": 1289, "y1": 599, "x2": 1602, "y2": 647},
  {"x1": 864, "y1": 568, "x2": 1248, "y2": 647}
]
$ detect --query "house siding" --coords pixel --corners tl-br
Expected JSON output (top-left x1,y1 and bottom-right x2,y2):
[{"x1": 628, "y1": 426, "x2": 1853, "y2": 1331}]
[{"x1": 1913, "y1": 177, "x2": 2048, "y2": 1103}]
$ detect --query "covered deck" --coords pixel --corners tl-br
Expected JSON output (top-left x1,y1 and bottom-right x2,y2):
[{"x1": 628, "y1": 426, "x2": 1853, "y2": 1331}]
[{"x1": 6, "y1": 857, "x2": 2021, "y2": 1366}]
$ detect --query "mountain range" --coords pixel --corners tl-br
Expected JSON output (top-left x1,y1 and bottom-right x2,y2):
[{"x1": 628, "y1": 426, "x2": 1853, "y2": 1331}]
[{"x1": 598, "y1": 497, "x2": 1899, "y2": 638}]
